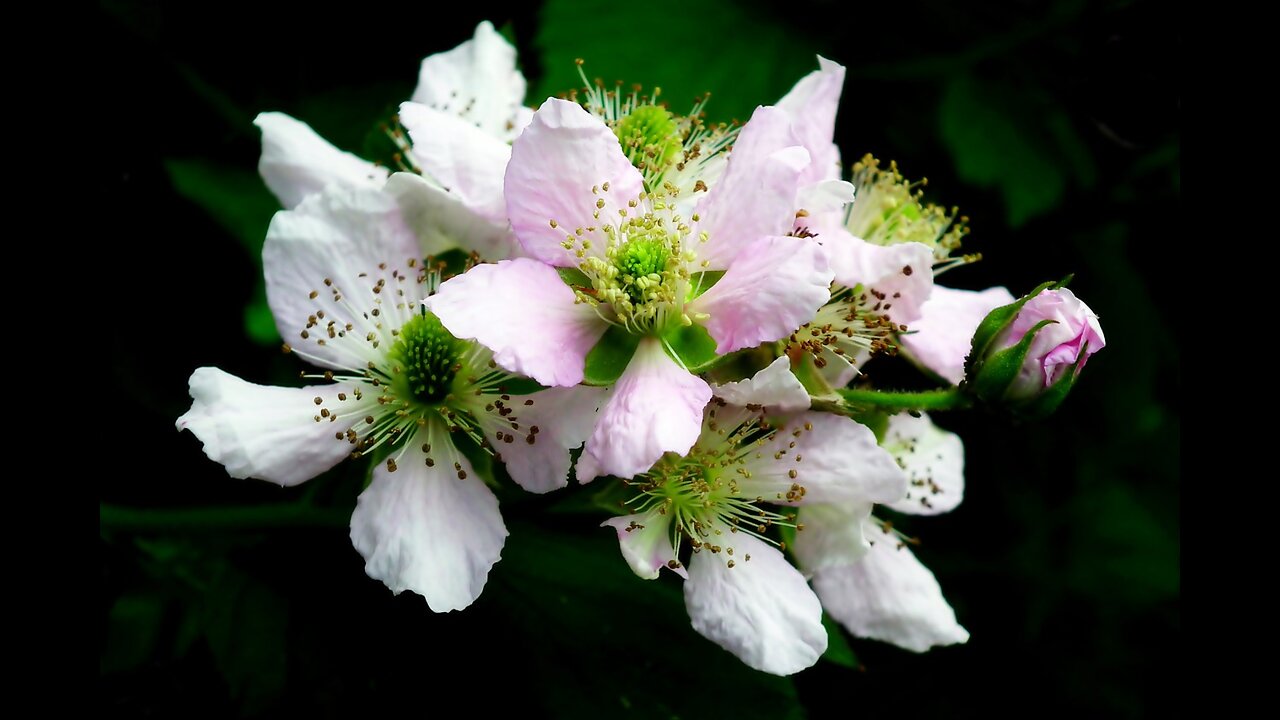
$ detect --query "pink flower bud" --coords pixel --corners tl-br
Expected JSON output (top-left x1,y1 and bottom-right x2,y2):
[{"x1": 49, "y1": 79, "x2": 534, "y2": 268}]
[{"x1": 999, "y1": 288, "x2": 1105, "y2": 401}]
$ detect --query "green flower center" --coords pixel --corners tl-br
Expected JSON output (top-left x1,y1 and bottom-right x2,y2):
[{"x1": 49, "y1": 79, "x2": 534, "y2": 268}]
[
  {"x1": 615, "y1": 105, "x2": 683, "y2": 178},
  {"x1": 388, "y1": 312, "x2": 461, "y2": 405},
  {"x1": 615, "y1": 237, "x2": 670, "y2": 301}
]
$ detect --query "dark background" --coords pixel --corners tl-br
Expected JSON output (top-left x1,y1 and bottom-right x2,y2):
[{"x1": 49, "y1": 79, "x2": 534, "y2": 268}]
[{"x1": 101, "y1": 0, "x2": 1179, "y2": 716}]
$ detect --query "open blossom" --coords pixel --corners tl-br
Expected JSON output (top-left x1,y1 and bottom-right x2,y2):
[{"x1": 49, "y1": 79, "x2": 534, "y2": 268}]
[
  {"x1": 255, "y1": 20, "x2": 526, "y2": 260},
  {"x1": 598, "y1": 358, "x2": 906, "y2": 674},
  {"x1": 768, "y1": 62, "x2": 940, "y2": 387},
  {"x1": 177, "y1": 180, "x2": 601, "y2": 611},
  {"x1": 427, "y1": 90, "x2": 837, "y2": 479},
  {"x1": 797, "y1": 412, "x2": 970, "y2": 652}
]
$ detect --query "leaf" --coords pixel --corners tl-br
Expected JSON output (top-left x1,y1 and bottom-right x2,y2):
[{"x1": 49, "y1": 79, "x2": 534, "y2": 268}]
[
  {"x1": 492, "y1": 522, "x2": 804, "y2": 719},
  {"x1": 535, "y1": 0, "x2": 816, "y2": 124},
  {"x1": 165, "y1": 157, "x2": 281, "y2": 345},
  {"x1": 820, "y1": 613, "x2": 858, "y2": 669},
  {"x1": 202, "y1": 562, "x2": 289, "y2": 713},
  {"x1": 939, "y1": 75, "x2": 1094, "y2": 227}
]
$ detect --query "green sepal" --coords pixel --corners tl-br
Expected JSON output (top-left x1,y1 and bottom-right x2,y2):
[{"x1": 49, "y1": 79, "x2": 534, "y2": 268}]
[
  {"x1": 662, "y1": 323, "x2": 722, "y2": 373},
  {"x1": 971, "y1": 318, "x2": 1057, "y2": 402},
  {"x1": 583, "y1": 325, "x2": 641, "y2": 385},
  {"x1": 688, "y1": 270, "x2": 725, "y2": 299},
  {"x1": 965, "y1": 279, "x2": 1055, "y2": 380},
  {"x1": 557, "y1": 266, "x2": 592, "y2": 288},
  {"x1": 493, "y1": 377, "x2": 546, "y2": 396},
  {"x1": 1015, "y1": 339, "x2": 1091, "y2": 419}
]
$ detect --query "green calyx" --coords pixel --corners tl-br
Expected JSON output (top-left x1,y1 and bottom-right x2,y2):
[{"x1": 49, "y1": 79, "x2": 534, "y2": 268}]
[
  {"x1": 615, "y1": 105, "x2": 683, "y2": 176},
  {"x1": 388, "y1": 312, "x2": 462, "y2": 405}
]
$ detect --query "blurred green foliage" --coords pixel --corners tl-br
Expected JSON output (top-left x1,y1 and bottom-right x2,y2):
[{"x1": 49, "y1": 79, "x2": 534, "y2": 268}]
[{"x1": 101, "y1": 0, "x2": 1178, "y2": 716}]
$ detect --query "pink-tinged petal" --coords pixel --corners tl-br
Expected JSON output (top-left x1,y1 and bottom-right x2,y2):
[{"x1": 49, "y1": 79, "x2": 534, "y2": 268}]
[
  {"x1": 350, "y1": 433, "x2": 507, "y2": 612},
  {"x1": 254, "y1": 112, "x2": 387, "y2": 209},
  {"x1": 573, "y1": 448, "x2": 605, "y2": 485},
  {"x1": 697, "y1": 106, "x2": 809, "y2": 269},
  {"x1": 813, "y1": 521, "x2": 969, "y2": 652},
  {"x1": 585, "y1": 337, "x2": 712, "y2": 478},
  {"x1": 602, "y1": 510, "x2": 686, "y2": 580},
  {"x1": 882, "y1": 413, "x2": 965, "y2": 516},
  {"x1": 1003, "y1": 287, "x2": 1107, "y2": 394},
  {"x1": 399, "y1": 102, "x2": 511, "y2": 225},
  {"x1": 827, "y1": 232, "x2": 934, "y2": 325},
  {"x1": 792, "y1": 502, "x2": 875, "y2": 574},
  {"x1": 690, "y1": 235, "x2": 833, "y2": 354},
  {"x1": 263, "y1": 184, "x2": 424, "y2": 371},
  {"x1": 494, "y1": 385, "x2": 609, "y2": 493},
  {"x1": 797, "y1": 179, "x2": 856, "y2": 216},
  {"x1": 425, "y1": 259, "x2": 607, "y2": 387},
  {"x1": 385, "y1": 172, "x2": 517, "y2": 260},
  {"x1": 900, "y1": 285, "x2": 1016, "y2": 385},
  {"x1": 776, "y1": 56, "x2": 846, "y2": 185},
  {"x1": 739, "y1": 412, "x2": 906, "y2": 506},
  {"x1": 713, "y1": 356, "x2": 811, "y2": 412},
  {"x1": 684, "y1": 534, "x2": 827, "y2": 676},
  {"x1": 505, "y1": 99, "x2": 644, "y2": 266},
  {"x1": 409, "y1": 20, "x2": 528, "y2": 143},
  {"x1": 176, "y1": 367, "x2": 371, "y2": 486}
]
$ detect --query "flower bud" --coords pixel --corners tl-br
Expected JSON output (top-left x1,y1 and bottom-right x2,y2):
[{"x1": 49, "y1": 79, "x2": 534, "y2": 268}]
[{"x1": 965, "y1": 281, "x2": 1105, "y2": 417}]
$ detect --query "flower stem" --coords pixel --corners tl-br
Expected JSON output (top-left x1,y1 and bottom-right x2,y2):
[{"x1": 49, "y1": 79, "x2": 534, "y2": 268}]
[
  {"x1": 99, "y1": 502, "x2": 349, "y2": 533},
  {"x1": 829, "y1": 387, "x2": 971, "y2": 413}
]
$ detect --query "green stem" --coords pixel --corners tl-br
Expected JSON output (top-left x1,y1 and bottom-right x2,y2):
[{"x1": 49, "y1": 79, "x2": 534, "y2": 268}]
[
  {"x1": 832, "y1": 387, "x2": 971, "y2": 413},
  {"x1": 100, "y1": 502, "x2": 349, "y2": 533}
]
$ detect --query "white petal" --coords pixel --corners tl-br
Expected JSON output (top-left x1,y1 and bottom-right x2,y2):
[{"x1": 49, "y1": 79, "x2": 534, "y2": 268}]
[
  {"x1": 585, "y1": 337, "x2": 712, "y2": 479},
  {"x1": 494, "y1": 384, "x2": 609, "y2": 493},
  {"x1": 601, "y1": 510, "x2": 686, "y2": 580},
  {"x1": 696, "y1": 106, "x2": 809, "y2": 269},
  {"x1": 684, "y1": 535, "x2": 827, "y2": 676},
  {"x1": 176, "y1": 367, "x2": 371, "y2": 486},
  {"x1": 739, "y1": 411, "x2": 906, "y2": 506},
  {"x1": 385, "y1": 171, "x2": 517, "y2": 260},
  {"x1": 409, "y1": 20, "x2": 528, "y2": 143},
  {"x1": 350, "y1": 433, "x2": 507, "y2": 612},
  {"x1": 505, "y1": 98, "x2": 645, "y2": 266},
  {"x1": 827, "y1": 232, "x2": 935, "y2": 326},
  {"x1": 689, "y1": 234, "x2": 833, "y2": 355},
  {"x1": 254, "y1": 112, "x2": 386, "y2": 209},
  {"x1": 792, "y1": 502, "x2": 875, "y2": 573},
  {"x1": 813, "y1": 521, "x2": 969, "y2": 652},
  {"x1": 776, "y1": 56, "x2": 846, "y2": 185},
  {"x1": 797, "y1": 179, "x2": 856, "y2": 215},
  {"x1": 398, "y1": 102, "x2": 511, "y2": 226},
  {"x1": 425, "y1": 259, "x2": 608, "y2": 387},
  {"x1": 713, "y1": 356, "x2": 811, "y2": 412},
  {"x1": 900, "y1": 285, "x2": 1016, "y2": 385},
  {"x1": 263, "y1": 183, "x2": 424, "y2": 371},
  {"x1": 882, "y1": 413, "x2": 965, "y2": 516}
]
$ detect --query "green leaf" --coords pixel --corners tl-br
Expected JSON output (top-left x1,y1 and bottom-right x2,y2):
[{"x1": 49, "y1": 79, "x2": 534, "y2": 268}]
[
  {"x1": 939, "y1": 75, "x2": 1092, "y2": 227},
  {"x1": 101, "y1": 592, "x2": 167, "y2": 674},
  {"x1": 202, "y1": 563, "x2": 288, "y2": 713},
  {"x1": 662, "y1": 323, "x2": 721, "y2": 373},
  {"x1": 492, "y1": 523, "x2": 804, "y2": 719},
  {"x1": 165, "y1": 157, "x2": 281, "y2": 345},
  {"x1": 820, "y1": 613, "x2": 858, "y2": 669},
  {"x1": 689, "y1": 270, "x2": 725, "y2": 299},
  {"x1": 535, "y1": 0, "x2": 816, "y2": 124},
  {"x1": 583, "y1": 325, "x2": 641, "y2": 385}
]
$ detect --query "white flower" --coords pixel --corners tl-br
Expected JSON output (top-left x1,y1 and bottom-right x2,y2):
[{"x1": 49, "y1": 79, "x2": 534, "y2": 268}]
[
  {"x1": 255, "y1": 20, "x2": 527, "y2": 259},
  {"x1": 599, "y1": 358, "x2": 906, "y2": 675},
  {"x1": 796, "y1": 412, "x2": 971, "y2": 651},
  {"x1": 177, "y1": 180, "x2": 602, "y2": 612}
]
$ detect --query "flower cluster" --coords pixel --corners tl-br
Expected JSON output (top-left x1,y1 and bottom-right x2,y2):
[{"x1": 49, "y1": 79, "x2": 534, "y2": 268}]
[{"x1": 178, "y1": 22, "x2": 1105, "y2": 675}]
